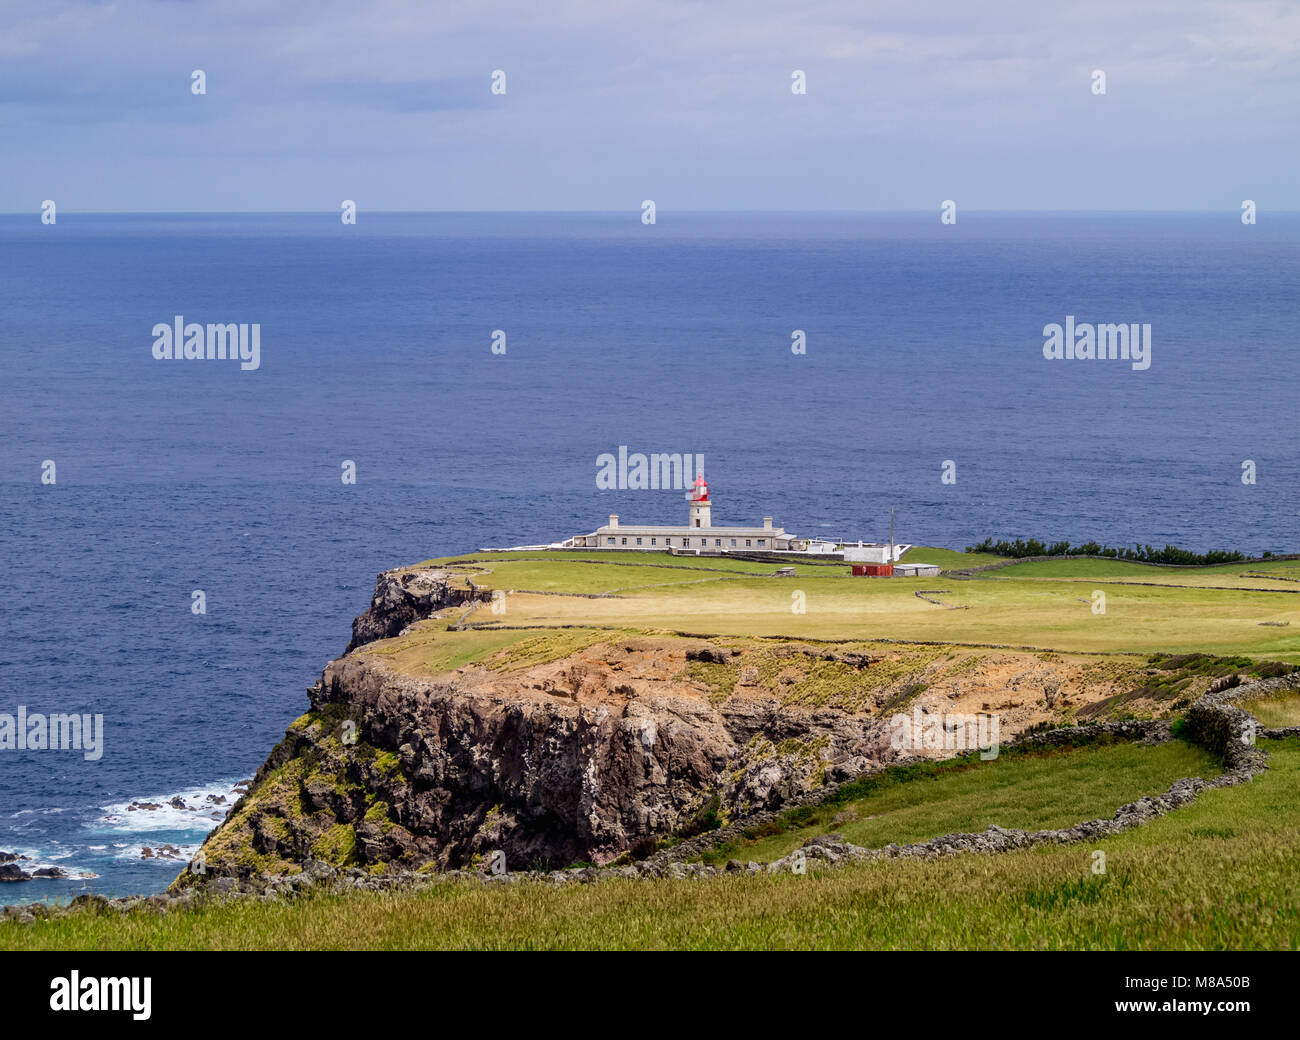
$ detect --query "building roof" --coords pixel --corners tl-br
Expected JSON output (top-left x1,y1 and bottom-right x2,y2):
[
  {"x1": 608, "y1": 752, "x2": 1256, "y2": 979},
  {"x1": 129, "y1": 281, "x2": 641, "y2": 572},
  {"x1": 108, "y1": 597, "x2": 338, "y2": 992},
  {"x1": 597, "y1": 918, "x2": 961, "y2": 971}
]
[{"x1": 594, "y1": 525, "x2": 788, "y2": 537}]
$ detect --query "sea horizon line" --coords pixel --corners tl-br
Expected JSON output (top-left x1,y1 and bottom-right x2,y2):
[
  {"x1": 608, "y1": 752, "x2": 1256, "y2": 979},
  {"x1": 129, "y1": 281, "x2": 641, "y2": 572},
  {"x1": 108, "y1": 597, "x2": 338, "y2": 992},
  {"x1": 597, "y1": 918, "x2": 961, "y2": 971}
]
[{"x1": 2, "y1": 208, "x2": 1296, "y2": 217}]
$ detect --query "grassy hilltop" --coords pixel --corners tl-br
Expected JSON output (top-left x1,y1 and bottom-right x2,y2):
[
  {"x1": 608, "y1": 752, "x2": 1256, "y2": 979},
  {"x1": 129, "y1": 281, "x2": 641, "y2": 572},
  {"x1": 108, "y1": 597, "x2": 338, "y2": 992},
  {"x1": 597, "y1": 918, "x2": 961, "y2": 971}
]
[
  {"x1": 3, "y1": 547, "x2": 1298, "y2": 950},
  {"x1": 395, "y1": 546, "x2": 1300, "y2": 660},
  {"x1": 348, "y1": 547, "x2": 1300, "y2": 731}
]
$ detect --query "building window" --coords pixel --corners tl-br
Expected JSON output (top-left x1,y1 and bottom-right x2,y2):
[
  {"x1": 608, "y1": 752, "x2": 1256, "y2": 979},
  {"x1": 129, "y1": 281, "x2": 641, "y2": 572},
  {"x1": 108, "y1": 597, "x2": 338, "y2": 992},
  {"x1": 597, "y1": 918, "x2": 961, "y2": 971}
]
[
  {"x1": 607, "y1": 537, "x2": 615, "y2": 545},
  {"x1": 621, "y1": 537, "x2": 627, "y2": 545},
  {"x1": 715, "y1": 539, "x2": 721, "y2": 546},
  {"x1": 746, "y1": 539, "x2": 752, "y2": 547},
  {"x1": 758, "y1": 539, "x2": 766, "y2": 547},
  {"x1": 694, "y1": 519, "x2": 700, "y2": 527},
  {"x1": 651, "y1": 538, "x2": 656, "y2": 545},
  {"x1": 730, "y1": 539, "x2": 736, "y2": 546},
  {"x1": 636, "y1": 537, "x2": 642, "y2": 545}
]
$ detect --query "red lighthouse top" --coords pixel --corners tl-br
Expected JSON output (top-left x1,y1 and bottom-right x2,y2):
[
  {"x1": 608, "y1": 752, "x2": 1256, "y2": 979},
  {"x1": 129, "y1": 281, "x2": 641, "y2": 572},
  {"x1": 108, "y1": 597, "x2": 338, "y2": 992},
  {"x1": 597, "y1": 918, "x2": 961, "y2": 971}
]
[{"x1": 691, "y1": 475, "x2": 709, "y2": 502}]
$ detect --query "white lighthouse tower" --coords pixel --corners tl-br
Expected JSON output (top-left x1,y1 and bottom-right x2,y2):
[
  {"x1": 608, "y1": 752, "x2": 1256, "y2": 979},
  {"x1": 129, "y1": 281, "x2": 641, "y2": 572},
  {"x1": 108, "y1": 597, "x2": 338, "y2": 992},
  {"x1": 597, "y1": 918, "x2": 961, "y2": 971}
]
[{"x1": 687, "y1": 474, "x2": 711, "y2": 528}]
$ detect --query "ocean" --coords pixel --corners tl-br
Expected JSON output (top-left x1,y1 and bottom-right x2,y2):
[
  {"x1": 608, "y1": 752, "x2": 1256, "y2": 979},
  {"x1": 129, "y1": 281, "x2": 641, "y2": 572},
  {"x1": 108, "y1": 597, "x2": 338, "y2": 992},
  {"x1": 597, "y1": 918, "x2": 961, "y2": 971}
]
[{"x1": 1, "y1": 211, "x2": 1296, "y2": 902}]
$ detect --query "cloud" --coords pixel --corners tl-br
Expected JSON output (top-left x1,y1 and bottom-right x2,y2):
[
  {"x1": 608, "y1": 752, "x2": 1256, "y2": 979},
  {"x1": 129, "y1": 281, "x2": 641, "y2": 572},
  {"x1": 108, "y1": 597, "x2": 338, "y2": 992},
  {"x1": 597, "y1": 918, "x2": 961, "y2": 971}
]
[{"x1": 0, "y1": 0, "x2": 1295, "y2": 209}]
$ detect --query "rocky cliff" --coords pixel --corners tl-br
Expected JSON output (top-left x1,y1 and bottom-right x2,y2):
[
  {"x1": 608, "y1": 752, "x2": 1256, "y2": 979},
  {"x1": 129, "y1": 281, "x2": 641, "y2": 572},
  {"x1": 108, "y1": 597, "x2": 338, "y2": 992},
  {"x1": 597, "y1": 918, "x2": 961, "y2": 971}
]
[
  {"x1": 345, "y1": 567, "x2": 490, "y2": 652},
  {"x1": 183, "y1": 555, "x2": 1234, "y2": 887},
  {"x1": 182, "y1": 566, "x2": 897, "y2": 882}
]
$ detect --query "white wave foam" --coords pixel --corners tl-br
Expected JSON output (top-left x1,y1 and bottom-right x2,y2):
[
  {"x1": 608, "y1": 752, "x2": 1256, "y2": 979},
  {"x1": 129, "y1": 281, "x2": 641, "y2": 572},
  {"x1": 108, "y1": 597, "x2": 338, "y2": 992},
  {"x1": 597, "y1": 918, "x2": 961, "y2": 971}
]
[
  {"x1": 2, "y1": 779, "x2": 245, "y2": 884},
  {"x1": 93, "y1": 779, "x2": 244, "y2": 836},
  {"x1": 1, "y1": 846, "x2": 98, "y2": 880}
]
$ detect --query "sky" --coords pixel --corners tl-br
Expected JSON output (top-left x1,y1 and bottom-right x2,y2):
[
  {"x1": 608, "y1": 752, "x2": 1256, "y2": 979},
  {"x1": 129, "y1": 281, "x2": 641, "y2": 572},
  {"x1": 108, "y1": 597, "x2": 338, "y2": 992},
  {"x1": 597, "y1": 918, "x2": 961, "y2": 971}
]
[{"x1": 1, "y1": 0, "x2": 1298, "y2": 211}]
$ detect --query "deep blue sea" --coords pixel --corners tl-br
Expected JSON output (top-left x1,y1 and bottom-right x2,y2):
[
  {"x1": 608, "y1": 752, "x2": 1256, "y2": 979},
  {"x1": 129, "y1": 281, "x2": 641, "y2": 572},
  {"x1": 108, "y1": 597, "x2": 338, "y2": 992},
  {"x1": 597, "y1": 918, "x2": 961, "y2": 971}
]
[{"x1": 2, "y1": 211, "x2": 1297, "y2": 902}]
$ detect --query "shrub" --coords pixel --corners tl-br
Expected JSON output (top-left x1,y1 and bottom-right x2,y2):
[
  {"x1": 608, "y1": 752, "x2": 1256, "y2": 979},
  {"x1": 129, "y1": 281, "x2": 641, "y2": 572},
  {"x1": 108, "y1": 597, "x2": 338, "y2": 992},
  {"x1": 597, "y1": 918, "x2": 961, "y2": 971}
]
[
  {"x1": 677, "y1": 794, "x2": 723, "y2": 839},
  {"x1": 964, "y1": 538, "x2": 1246, "y2": 566}
]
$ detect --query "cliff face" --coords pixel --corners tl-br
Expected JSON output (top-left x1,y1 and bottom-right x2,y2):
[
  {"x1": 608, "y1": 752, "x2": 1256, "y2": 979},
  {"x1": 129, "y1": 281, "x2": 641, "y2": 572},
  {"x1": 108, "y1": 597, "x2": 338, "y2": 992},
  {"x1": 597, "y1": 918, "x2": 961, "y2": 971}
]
[
  {"x1": 345, "y1": 568, "x2": 489, "y2": 653},
  {"x1": 186, "y1": 568, "x2": 895, "y2": 880}
]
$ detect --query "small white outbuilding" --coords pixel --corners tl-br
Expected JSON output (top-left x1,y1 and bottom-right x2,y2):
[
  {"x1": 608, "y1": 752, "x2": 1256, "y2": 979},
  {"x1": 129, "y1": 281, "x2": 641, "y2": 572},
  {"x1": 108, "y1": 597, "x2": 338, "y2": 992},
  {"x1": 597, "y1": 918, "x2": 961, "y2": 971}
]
[{"x1": 893, "y1": 562, "x2": 942, "y2": 578}]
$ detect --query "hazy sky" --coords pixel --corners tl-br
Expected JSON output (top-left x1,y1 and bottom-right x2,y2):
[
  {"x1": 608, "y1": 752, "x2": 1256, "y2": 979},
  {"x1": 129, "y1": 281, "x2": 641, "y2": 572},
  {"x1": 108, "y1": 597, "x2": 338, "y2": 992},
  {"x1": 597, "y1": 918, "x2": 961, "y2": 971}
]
[{"x1": 2, "y1": 0, "x2": 1298, "y2": 211}]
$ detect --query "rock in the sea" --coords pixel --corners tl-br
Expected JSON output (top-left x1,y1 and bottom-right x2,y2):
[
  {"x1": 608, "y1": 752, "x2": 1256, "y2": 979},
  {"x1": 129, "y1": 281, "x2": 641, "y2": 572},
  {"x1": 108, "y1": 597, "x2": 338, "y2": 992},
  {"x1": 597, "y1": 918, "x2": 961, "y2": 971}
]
[
  {"x1": 140, "y1": 845, "x2": 182, "y2": 861},
  {"x1": 0, "y1": 863, "x2": 32, "y2": 882}
]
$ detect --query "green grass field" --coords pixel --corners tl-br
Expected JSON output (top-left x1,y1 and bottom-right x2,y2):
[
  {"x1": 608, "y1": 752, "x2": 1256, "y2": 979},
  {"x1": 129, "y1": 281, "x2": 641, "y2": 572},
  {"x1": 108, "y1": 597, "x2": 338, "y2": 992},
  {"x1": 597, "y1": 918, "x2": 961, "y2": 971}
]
[
  {"x1": 981, "y1": 555, "x2": 1300, "y2": 589},
  {"x1": 5, "y1": 738, "x2": 1294, "y2": 950},
  {"x1": 899, "y1": 546, "x2": 1008, "y2": 569},
  {"x1": 699, "y1": 739, "x2": 1220, "y2": 864},
  {"x1": 365, "y1": 549, "x2": 1300, "y2": 672}
]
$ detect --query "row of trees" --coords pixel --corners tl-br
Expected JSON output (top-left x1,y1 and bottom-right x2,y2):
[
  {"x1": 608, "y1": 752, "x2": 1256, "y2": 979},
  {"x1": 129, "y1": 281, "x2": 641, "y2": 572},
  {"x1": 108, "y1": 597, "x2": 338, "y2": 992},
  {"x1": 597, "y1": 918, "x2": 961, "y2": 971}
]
[{"x1": 965, "y1": 537, "x2": 1249, "y2": 566}]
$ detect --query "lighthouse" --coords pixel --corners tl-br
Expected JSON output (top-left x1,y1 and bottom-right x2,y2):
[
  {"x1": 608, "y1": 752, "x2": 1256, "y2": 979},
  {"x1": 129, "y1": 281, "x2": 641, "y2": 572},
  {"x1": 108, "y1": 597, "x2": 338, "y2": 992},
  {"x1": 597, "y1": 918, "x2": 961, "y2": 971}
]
[{"x1": 687, "y1": 474, "x2": 711, "y2": 528}]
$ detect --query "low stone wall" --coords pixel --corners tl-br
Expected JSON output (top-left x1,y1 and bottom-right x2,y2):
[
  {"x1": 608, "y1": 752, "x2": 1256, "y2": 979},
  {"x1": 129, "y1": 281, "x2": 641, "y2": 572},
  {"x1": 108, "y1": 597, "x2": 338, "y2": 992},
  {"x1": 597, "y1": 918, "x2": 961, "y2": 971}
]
[{"x1": 742, "y1": 673, "x2": 1297, "y2": 876}]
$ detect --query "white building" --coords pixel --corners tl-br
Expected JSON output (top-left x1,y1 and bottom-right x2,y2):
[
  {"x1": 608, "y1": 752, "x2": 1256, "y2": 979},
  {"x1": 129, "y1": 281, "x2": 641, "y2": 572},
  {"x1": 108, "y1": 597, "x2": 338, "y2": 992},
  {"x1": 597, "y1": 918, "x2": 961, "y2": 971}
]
[
  {"x1": 843, "y1": 541, "x2": 908, "y2": 564},
  {"x1": 560, "y1": 476, "x2": 806, "y2": 553},
  {"x1": 482, "y1": 477, "x2": 921, "y2": 562}
]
